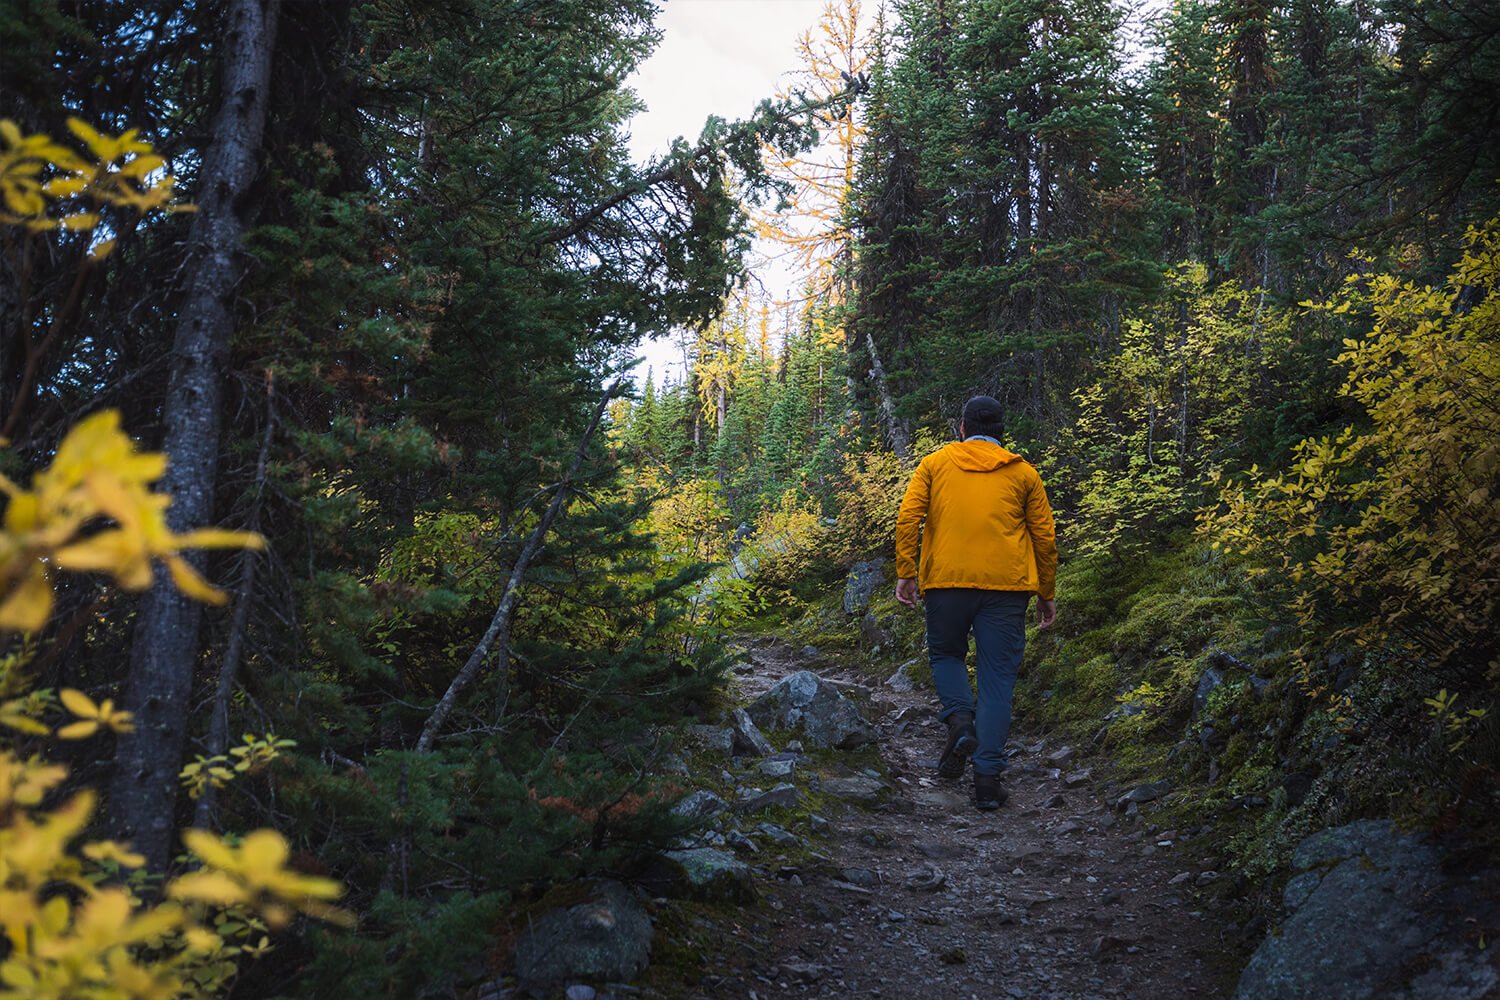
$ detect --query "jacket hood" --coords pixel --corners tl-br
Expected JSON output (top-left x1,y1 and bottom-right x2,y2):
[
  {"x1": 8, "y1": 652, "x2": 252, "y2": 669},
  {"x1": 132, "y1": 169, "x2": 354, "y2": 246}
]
[{"x1": 944, "y1": 439, "x2": 1024, "y2": 472}]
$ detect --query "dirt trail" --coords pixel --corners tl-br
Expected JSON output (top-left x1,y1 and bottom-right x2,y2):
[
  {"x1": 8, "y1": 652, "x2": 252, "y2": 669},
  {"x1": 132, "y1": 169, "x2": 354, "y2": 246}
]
[{"x1": 708, "y1": 638, "x2": 1239, "y2": 1000}]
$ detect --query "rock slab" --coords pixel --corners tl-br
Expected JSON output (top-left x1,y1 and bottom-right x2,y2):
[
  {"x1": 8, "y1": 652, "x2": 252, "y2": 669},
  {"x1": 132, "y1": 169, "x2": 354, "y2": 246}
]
[
  {"x1": 651, "y1": 847, "x2": 756, "y2": 904},
  {"x1": 747, "y1": 670, "x2": 877, "y2": 749},
  {"x1": 1235, "y1": 819, "x2": 1500, "y2": 1000},
  {"x1": 513, "y1": 881, "x2": 652, "y2": 992},
  {"x1": 842, "y1": 559, "x2": 887, "y2": 616}
]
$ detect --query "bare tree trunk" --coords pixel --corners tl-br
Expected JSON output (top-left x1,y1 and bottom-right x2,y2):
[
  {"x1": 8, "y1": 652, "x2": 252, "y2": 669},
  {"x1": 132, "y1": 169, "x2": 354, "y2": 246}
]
[
  {"x1": 193, "y1": 374, "x2": 276, "y2": 830},
  {"x1": 109, "y1": 0, "x2": 280, "y2": 869},
  {"x1": 865, "y1": 331, "x2": 912, "y2": 462},
  {"x1": 414, "y1": 380, "x2": 623, "y2": 754}
]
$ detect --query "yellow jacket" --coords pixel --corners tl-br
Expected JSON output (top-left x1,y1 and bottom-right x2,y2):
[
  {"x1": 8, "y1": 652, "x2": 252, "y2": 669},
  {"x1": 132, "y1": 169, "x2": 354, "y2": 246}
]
[{"x1": 895, "y1": 440, "x2": 1057, "y2": 600}]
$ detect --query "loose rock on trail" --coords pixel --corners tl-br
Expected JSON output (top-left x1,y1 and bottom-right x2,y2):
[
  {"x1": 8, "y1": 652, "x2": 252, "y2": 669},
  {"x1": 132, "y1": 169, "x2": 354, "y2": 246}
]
[{"x1": 697, "y1": 638, "x2": 1237, "y2": 1000}]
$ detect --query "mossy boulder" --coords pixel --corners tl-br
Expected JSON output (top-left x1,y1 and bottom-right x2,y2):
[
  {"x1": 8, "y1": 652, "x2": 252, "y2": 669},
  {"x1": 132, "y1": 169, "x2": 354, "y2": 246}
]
[{"x1": 512, "y1": 881, "x2": 652, "y2": 994}]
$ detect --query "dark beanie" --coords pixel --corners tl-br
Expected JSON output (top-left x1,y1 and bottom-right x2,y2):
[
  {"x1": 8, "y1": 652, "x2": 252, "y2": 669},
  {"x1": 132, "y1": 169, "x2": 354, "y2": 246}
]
[{"x1": 962, "y1": 395, "x2": 1004, "y2": 436}]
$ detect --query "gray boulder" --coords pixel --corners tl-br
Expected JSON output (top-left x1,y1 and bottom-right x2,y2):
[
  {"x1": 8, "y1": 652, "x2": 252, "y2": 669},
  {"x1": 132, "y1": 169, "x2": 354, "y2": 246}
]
[
  {"x1": 730, "y1": 708, "x2": 774, "y2": 757},
  {"x1": 671, "y1": 790, "x2": 728, "y2": 822},
  {"x1": 842, "y1": 559, "x2": 887, "y2": 616},
  {"x1": 513, "y1": 881, "x2": 652, "y2": 993},
  {"x1": 737, "y1": 782, "x2": 800, "y2": 812},
  {"x1": 653, "y1": 847, "x2": 755, "y2": 904},
  {"x1": 687, "y1": 725, "x2": 733, "y2": 754},
  {"x1": 747, "y1": 670, "x2": 877, "y2": 749},
  {"x1": 1235, "y1": 819, "x2": 1500, "y2": 1000}
]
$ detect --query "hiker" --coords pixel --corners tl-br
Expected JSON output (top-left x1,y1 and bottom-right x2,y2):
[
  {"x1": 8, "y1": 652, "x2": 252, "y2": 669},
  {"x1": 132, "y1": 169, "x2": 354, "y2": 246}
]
[{"x1": 893, "y1": 395, "x2": 1058, "y2": 810}]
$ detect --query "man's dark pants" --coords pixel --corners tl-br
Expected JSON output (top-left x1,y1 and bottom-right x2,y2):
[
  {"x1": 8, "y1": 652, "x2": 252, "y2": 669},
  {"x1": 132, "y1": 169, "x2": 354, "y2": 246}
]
[{"x1": 925, "y1": 588, "x2": 1030, "y2": 776}]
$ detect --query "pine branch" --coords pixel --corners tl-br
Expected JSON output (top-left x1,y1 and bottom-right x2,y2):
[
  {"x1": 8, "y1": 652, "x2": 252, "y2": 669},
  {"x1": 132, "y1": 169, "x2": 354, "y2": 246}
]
[{"x1": 413, "y1": 378, "x2": 626, "y2": 753}]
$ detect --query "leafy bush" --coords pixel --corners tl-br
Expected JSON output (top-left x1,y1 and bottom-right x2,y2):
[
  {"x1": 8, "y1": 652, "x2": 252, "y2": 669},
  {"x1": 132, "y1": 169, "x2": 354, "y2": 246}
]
[{"x1": 1205, "y1": 217, "x2": 1500, "y2": 683}]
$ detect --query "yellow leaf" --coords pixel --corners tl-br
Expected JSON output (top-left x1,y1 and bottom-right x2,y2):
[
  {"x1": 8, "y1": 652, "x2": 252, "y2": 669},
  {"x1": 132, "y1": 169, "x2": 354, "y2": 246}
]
[
  {"x1": 65, "y1": 117, "x2": 113, "y2": 160},
  {"x1": 168, "y1": 870, "x2": 247, "y2": 906},
  {"x1": 181, "y1": 829, "x2": 238, "y2": 871},
  {"x1": 61, "y1": 211, "x2": 100, "y2": 231},
  {"x1": 121, "y1": 154, "x2": 165, "y2": 178},
  {"x1": 88, "y1": 238, "x2": 116, "y2": 260},
  {"x1": 57, "y1": 719, "x2": 101, "y2": 739},
  {"x1": 54, "y1": 531, "x2": 137, "y2": 574},
  {"x1": 239, "y1": 830, "x2": 290, "y2": 877},
  {"x1": 42, "y1": 177, "x2": 88, "y2": 198},
  {"x1": 166, "y1": 555, "x2": 227, "y2": 604},
  {"x1": 0, "y1": 712, "x2": 49, "y2": 735},
  {"x1": 177, "y1": 528, "x2": 266, "y2": 551},
  {"x1": 58, "y1": 687, "x2": 100, "y2": 718},
  {"x1": 0, "y1": 564, "x2": 53, "y2": 633},
  {"x1": 82, "y1": 839, "x2": 146, "y2": 867}
]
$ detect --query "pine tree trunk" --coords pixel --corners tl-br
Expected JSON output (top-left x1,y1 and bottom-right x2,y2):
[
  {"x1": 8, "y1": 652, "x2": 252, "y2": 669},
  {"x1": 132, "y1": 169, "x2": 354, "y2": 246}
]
[
  {"x1": 109, "y1": 0, "x2": 280, "y2": 870},
  {"x1": 865, "y1": 331, "x2": 912, "y2": 462}
]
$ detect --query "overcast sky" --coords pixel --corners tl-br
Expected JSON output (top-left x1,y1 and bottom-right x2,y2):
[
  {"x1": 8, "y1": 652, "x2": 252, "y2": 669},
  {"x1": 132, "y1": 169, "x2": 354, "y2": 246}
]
[{"x1": 626, "y1": 0, "x2": 829, "y2": 382}]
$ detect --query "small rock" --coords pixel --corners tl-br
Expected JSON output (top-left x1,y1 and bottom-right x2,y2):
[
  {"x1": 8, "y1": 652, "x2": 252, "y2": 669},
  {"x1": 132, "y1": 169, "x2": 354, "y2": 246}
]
[
  {"x1": 822, "y1": 774, "x2": 889, "y2": 804},
  {"x1": 758, "y1": 757, "x2": 796, "y2": 778},
  {"x1": 905, "y1": 866, "x2": 946, "y2": 892},
  {"x1": 839, "y1": 867, "x2": 880, "y2": 888},
  {"x1": 1091, "y1": 935, "x2": 1132, "y2": 958},
  {"x1": 737, "y1": 783, "x2": 800, "y2": 813},
  {"x1": 651, "y1": 848, "x2": 755, "y2": 904},
  {"x1": 914, "y1": 838, "x2": 965, "y2": 860},
  {"x1": 809, "y1": 814, "x2": 830, "y2": 835},
  {"x1": 1063, "y1": 769, "x2": 1092, "y2": 787},
  {"x1": 565, "y1": 987, "x2": 596, "y2": 1000},
  {"x1": 886, "y1": 660, "x2": 919, "y2": 693},
  {"x1": 861, "y1": 610, "x2": 894, "y2": 650},
  {"x1": 780, "y1": 961, "x2": 827, "y2": 984},
  {"x1": 756, "y1": 823, "x2": 799, "y2": 847},
  {"x1": 672, "y1": 790, "x2": 729, "y2": 822},
  {"x1": 1055, "y1": 821, "x2": 1083, "y2": 836},
  {"x1": 730, "y1": 708, "x2": 775, "y2": 757},
  {"x1": 1116, "y1": 781, "x2": 1171, "y2": 810},
  {"x1": 1042, "y1": 794, "x2": 1066, "y2": 809},
  {"x1": 842, "y1": 560, "x2": 887, "y2": 616},
  {"x1": 800, "y1": 645, "x2": 820, "y2": 659},
  {"x1": 1196, "y1": 870, "x2": 1220, "y2": 887},
  {"x1": 1168, "y1": 871, "x2": 1193, "y2": 886},
  {"x1": 1046, "y1": 746, "x2": 1077, "y2": 766},
  {"x1": 786, "y1": 740, "x2": 805, "y2": 753},
  {"x1": 724, "y1": 831, "x2": 758, "y2": 853},
  {"x1": 656, "y1": 753, "x2": 691, "y2": 776},
  {"x1": 687, "y1": 725, "x2": 734, "y2": 754}
]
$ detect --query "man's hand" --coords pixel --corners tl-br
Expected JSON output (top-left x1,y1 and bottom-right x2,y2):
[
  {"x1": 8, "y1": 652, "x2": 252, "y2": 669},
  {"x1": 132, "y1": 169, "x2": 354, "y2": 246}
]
[
  {"x1": 1037, "y1": 598, "x2": 1057, "y2": 630},
  {"x1": 895, "y1": 578, "x2": 920, "y2": 607}
]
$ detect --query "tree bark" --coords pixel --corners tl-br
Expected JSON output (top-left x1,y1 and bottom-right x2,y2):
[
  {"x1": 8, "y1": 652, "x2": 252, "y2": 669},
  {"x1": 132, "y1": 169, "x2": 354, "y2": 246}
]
[
  {"x1": 865, "y1": 331, "x2": 912, "y2": 463},
  {"x1": 109, "y1": 0, "x2": 280, "y2": 869},
  {"x1": 192, "y1": 374, "x2": 276, "y2": 830}
]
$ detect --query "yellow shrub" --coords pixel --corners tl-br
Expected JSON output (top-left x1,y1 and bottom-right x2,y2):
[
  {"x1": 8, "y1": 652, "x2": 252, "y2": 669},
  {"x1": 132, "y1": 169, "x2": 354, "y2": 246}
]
[
  {"x1": 0, "y1": 119, "x2": 349, "y2": 1000},
  {"x1": 1203, "y1": 217, "x2": 1500, "y2": 680}
]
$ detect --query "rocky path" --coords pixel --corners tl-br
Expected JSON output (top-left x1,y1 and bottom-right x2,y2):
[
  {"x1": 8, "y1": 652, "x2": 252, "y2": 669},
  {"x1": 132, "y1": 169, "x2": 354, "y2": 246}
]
[{"x1": 705, "y1": 638, "x2": 1239, "y2": 1000}]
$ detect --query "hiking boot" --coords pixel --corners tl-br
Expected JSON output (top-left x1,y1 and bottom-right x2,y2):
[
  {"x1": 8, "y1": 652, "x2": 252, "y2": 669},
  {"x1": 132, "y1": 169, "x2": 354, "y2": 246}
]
[
  {"x1": 973, "y1": 771, "x2": 1007, "y2": 811},
  {"x1": 937, "y1": 711, "x2": 978, "y2": 779}
]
